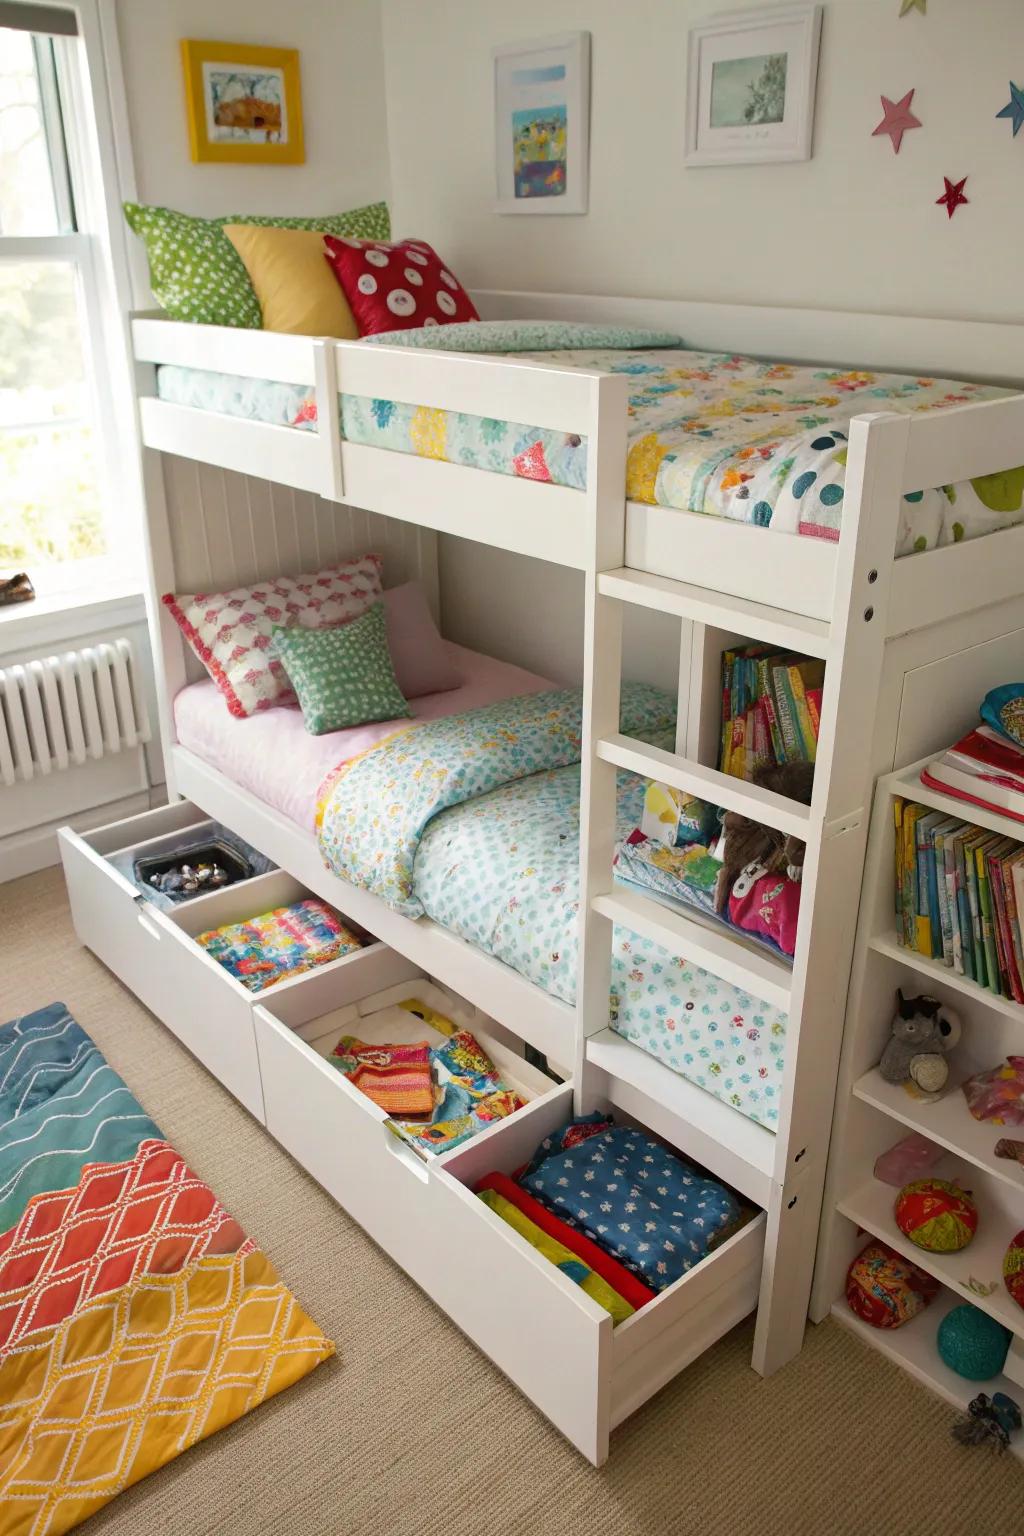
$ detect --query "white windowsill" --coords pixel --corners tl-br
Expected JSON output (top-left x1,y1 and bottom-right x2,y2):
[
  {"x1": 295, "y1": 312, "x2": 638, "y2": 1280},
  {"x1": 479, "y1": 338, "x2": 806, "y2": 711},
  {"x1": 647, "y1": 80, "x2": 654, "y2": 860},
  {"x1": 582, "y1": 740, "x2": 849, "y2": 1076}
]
[{"x1": 0, "y1": 562, "x2": 147, "y2": 657}]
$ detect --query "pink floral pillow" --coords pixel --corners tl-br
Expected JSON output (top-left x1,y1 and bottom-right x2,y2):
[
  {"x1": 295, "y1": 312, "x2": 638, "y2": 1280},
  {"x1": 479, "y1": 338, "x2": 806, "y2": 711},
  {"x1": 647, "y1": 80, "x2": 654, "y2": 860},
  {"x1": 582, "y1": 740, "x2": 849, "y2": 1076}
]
[{"x1": 164, "y1": 554, "x2": 383, "y2": 718}]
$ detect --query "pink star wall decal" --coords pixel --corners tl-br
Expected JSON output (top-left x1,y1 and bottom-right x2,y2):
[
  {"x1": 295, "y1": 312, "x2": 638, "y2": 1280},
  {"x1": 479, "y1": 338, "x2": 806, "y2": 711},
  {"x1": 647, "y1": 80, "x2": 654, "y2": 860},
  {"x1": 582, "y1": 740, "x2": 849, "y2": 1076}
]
[
  {"x1": 872, "y1": 89, "x2": 922, "y2": 153},
  {"x1": 936, "y1": 175, "x2": 969, "y2": 218}
]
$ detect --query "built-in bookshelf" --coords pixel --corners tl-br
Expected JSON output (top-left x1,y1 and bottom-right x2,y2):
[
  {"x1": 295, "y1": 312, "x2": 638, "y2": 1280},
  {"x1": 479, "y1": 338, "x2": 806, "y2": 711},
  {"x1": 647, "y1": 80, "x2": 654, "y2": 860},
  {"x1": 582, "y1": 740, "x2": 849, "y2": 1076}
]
[{"x1": 813, "y1": 756, "x2": 1024, "y2": 1437}]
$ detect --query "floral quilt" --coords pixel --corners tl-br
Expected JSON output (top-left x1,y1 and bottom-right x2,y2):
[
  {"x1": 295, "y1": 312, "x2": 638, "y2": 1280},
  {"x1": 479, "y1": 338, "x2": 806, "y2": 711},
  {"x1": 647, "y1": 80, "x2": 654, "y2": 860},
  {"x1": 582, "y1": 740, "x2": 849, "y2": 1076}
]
[{"x1": 156, "y1": 330, "x2": 1020, "y2": 556}]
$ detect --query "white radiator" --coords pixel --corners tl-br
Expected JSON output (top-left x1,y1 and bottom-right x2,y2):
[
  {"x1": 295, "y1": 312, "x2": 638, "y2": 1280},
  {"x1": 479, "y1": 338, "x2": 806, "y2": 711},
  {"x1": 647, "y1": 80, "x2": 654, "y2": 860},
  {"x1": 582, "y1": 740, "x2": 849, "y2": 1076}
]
[{"x1": 0, "y1": 640, "x2": 151, "y2": 787}]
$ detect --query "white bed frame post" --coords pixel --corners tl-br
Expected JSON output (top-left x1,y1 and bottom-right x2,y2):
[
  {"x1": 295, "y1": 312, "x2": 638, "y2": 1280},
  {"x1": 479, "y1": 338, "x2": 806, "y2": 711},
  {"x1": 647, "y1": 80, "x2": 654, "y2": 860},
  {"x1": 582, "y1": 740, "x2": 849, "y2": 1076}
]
[
  {"x1": 751, "y1": 412, "x2": 911, "y2": 1373},
  {"x1": 575, "y1": 372, "x2": 629, "y2": 1098}
]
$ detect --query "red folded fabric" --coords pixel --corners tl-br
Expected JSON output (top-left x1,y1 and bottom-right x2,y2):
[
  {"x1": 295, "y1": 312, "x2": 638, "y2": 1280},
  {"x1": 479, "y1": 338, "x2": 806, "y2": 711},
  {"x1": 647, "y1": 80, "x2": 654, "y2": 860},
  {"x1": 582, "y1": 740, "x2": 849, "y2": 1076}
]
[{"x1": 475, "y1": 1170, "x2": 656, "y2": 1311}]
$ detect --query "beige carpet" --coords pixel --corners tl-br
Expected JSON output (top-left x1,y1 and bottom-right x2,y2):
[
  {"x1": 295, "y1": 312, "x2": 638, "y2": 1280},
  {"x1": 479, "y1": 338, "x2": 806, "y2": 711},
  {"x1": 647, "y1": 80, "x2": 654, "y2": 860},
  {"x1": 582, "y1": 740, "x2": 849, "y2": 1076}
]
[{"x1": 2, "y1": 866, "x2": 1020, "y2": 1535}]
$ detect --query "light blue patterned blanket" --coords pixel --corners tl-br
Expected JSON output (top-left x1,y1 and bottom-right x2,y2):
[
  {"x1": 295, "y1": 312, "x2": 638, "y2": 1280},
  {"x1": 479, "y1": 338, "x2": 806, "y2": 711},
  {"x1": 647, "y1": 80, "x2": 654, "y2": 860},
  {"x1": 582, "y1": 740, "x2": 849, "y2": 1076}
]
[{"x1": 315, "y1": 684, "x2": 673, "y2": 917}]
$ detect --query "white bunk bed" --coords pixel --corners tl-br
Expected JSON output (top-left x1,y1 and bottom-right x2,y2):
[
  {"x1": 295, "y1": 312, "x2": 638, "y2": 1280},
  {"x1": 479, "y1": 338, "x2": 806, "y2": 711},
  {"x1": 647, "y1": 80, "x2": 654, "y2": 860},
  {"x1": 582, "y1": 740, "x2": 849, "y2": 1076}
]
[{"x1": 62, "y1": 287, "x2": 1024, "y2": 1464}]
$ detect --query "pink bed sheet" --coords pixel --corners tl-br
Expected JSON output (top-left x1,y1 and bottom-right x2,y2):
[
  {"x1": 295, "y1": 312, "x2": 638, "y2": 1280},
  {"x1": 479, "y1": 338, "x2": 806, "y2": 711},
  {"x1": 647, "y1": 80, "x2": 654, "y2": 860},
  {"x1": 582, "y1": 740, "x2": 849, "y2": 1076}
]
[{"x1": 173, "y1": 641, "x2": 554, "y2": 830}]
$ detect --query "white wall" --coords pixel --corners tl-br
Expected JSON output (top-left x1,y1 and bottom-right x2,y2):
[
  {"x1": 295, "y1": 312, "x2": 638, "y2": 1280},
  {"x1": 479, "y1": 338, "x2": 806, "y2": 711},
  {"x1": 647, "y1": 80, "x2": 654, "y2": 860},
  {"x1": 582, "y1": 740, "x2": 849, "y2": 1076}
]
[
  {"x1": 116, "y1": 0, "x2": 390, "y2": 219},
  {"x1": 381, "y1": 0, "x2": 1024, "y2": 685},
  {"x1": 382, "y1": 0, "x2": 1024, "y2": 323}
]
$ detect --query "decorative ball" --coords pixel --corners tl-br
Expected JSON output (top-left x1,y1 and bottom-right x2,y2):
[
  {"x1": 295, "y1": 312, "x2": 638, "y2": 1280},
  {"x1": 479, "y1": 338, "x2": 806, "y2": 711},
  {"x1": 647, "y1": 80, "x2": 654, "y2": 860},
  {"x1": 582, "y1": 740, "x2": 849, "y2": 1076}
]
[
  {"x1": 937, "y1": 1304, "x2": 1011, "y2": 1381},
  {"x1": 894, "y1": 1179, "x2": 978, "y2": 1252},
  {"x1": 846, "y1": 1240, "x2": 940, "y2": 1329},
  {"x1": 1004, "y1": 1229, "x2": 1024, "y2": 1311}
]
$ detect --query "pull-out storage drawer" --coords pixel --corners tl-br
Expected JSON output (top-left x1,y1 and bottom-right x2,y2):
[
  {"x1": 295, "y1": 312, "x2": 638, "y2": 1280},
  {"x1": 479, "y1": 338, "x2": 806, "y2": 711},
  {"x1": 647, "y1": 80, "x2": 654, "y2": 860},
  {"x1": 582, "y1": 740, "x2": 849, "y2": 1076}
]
[
  {"x1": 59, "y1": 802, "x2": 375, "y2": 1121},
  {"x1": 253, "y1": 964, "x2": 766, "y2": 1466}
]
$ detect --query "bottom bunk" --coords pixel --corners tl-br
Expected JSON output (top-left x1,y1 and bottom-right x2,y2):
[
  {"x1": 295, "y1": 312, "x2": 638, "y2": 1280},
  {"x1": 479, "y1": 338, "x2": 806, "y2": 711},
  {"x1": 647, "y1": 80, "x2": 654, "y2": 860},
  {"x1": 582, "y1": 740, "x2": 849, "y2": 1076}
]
[
  {"x1": 58, "y1": 795, "x2": 765, "y2": 1465},
  {"x1": 170, "y1": 648, "x2": 789, "y2": 1150}
]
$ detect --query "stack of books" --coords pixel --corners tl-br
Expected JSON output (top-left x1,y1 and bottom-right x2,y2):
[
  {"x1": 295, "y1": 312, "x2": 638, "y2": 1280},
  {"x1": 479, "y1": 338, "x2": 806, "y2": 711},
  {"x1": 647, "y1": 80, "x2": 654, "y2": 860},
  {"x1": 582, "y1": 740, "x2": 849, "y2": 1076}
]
[
  {"x1": 921, "y1": 725, "x2": 1024, "y2": 826},
  {"x1": 720, "y1": 643, "x2": 825, "y2": 781},
  {"x1": 894, "y1": 796, "x2": 1024, "y2": 1002}
]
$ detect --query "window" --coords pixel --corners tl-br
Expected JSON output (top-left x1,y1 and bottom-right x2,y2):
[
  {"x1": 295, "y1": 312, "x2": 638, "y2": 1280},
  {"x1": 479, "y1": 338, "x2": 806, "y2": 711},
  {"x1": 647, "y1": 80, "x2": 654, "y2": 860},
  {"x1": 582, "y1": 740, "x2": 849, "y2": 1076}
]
[{"x1": 0, "y1": 6, "x2": 127, "y2": 590}]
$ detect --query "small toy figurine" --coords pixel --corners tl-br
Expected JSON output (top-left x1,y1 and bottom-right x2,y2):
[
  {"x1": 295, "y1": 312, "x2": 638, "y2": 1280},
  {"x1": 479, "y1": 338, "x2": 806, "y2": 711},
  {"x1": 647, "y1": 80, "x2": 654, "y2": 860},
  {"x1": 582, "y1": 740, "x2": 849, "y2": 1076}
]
[
  {"x1": 878, "y1": 989, "x2": 962, "y2": 1095},
  {"x1": 951, "y1": 1392, "x2": 1022, "y2": 1453}
]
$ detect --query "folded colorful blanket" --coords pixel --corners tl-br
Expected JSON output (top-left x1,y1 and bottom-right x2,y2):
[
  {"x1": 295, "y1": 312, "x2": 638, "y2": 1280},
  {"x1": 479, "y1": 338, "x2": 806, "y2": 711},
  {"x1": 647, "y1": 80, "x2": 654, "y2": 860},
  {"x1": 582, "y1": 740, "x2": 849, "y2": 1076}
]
[
  {"x1": 330, "y1": 1037, "x2": 435, "y2": 1116},
  {"x1": 0, "y1": 1004, "x2": 333, "y2": 1535},
  {"x1": 391, "y1": 1000, "x2": 526, "y2": 1154},
  {"x1": 478, "y1": 1187, "x2": 635, "y2": 1324},
  {"x1": 196, "y1": 897, "x2": 362, "y2": 992},
  {"x1": 477, "y1": 1170, "x2": 655, "y2": 1312},
  {"x1": 521, "y1": 1117, "x2": 742, "y2": 1291}
]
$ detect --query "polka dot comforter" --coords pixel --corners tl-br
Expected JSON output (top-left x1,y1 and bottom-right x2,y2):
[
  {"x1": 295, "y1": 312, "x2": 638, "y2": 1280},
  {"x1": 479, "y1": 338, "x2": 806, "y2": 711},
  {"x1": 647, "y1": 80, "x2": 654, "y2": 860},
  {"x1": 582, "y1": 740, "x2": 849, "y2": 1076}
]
[{"x1": 155, "y1": 339, "x2": 1022, "y2": 557}]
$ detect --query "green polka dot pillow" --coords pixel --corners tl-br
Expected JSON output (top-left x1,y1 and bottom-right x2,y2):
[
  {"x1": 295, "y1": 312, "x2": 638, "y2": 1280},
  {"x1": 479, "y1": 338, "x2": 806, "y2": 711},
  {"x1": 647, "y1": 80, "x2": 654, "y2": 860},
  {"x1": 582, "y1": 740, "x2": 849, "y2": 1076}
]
[
  {"x1": 270, "y1": 601, "x2": 412, "y2": 735},
  {"x1": 123, "y1": 200, "x2": 390, "y2": 327}
]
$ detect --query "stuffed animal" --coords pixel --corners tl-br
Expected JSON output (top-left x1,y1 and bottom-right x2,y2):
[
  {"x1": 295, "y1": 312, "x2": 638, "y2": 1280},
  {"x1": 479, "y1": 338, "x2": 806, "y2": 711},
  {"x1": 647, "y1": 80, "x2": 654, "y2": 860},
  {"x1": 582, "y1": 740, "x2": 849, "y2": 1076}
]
[
  {"x1": 878, "y1": 990, "x2": 963, "y2": 1094},
  {"x1": 713, "y1": 760, "x2": 814, "y2": 912}
]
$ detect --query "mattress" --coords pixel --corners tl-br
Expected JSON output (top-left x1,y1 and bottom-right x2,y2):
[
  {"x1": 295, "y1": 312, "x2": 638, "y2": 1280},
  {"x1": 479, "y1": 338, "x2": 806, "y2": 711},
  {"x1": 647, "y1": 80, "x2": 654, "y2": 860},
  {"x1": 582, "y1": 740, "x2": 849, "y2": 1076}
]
[
  {"x1": 154, "y1": 348, "x2": 1023, "y2": 556},
  {"x1": 173, "y1": 641, "x2": 554, "y2": 830}
]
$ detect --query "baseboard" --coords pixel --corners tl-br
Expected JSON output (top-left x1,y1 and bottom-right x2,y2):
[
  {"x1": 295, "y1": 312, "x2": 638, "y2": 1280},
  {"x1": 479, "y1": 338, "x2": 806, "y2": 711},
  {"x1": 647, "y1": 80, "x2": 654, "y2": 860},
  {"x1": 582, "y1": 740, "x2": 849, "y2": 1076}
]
[{"x1": 0, "y1": 787, "x2": 169, "y2": 882}]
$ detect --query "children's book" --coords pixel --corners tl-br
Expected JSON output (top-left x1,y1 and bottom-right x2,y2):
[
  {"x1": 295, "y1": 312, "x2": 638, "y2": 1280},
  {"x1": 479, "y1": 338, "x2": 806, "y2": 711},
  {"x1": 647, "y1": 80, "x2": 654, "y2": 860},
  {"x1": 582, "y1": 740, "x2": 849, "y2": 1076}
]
[
  {"x1": 932, "y1": 818, "x2": 962, "y2": 968},
  {"x1": 914, "y1": 811, "x2": 946, "y2": 959},
  {"x1": 951, "y1": 826, "x2": 976, "y2": 980}
]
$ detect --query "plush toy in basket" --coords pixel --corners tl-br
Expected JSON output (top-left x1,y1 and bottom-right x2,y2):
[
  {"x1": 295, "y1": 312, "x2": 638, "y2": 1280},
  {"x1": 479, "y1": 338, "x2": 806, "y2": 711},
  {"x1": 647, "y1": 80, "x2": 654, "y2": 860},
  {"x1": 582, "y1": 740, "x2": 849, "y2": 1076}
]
[{"x1": 878, "y1": 990, "x2": 962, "y2": 1096}]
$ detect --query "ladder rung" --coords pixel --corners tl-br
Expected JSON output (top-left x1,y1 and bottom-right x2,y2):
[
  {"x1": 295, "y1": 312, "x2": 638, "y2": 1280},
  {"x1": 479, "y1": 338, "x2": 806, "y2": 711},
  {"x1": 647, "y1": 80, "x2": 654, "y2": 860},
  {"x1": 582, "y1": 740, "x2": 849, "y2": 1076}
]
[
  {"x1": 597, "y1": 567, "x2": 831, "y2": 658},
  {"x1": 598, "y1": 734, "x2": 813, "y2": 841},
  {"x1": 594, "y1": 887, "x2": 793, "y2": 1012}
]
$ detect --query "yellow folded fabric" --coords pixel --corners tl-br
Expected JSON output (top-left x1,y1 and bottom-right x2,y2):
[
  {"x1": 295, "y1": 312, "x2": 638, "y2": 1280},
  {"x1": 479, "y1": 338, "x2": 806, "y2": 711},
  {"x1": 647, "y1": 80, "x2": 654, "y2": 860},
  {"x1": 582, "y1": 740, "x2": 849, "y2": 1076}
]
[
  {"x1": 222, "y1": 224, "x2": 359, "y2": 337},
  {"x1": 477, "y1": 1187, "x2": 635, "y2": 1325}
]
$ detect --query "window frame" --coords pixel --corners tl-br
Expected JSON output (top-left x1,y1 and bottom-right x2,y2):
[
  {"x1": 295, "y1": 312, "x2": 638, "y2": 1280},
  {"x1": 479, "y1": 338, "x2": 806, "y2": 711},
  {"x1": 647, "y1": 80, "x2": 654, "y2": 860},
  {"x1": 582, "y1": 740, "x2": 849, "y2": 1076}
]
[{"x1": 0, "y1": 0, "x2": 145, "y2": 605}]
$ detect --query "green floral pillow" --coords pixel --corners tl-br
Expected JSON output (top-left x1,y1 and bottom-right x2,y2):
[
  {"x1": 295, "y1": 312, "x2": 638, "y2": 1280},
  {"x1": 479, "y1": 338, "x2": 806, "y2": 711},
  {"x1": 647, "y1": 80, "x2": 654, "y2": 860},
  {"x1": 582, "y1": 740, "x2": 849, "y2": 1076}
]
[
  {"x1": 123, "y1": 200, "x2": 390, "y2": 327},
  {"x1": 270, "y1": 602, "x2": 412, "y2": 735}
]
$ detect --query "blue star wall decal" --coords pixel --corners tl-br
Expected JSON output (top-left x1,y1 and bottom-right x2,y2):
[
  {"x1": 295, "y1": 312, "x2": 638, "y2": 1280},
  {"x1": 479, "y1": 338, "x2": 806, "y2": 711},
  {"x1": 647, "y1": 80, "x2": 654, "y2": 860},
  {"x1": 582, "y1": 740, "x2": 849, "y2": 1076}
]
[{"x1": 996, "y1": 82, "x2": 1024, "y2": 136}]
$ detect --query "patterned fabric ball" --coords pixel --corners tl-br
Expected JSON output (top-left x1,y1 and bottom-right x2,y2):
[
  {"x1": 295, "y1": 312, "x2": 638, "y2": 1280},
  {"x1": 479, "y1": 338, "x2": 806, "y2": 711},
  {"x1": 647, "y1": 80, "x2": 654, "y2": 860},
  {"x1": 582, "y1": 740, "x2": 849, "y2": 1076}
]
[
  {"x1": 1004, "y1": 1229, "x2": 1024, "y2": 1310},
  {"x1": 937, "y1": 1304, "x2": 1011, "y2": 1381},
  {"x1": 894, "y1": 1179, "x2": 978, "y2": 1252},
  {"x1": 846, "y1": 1241, "x2": 940, "y2": 1328}
]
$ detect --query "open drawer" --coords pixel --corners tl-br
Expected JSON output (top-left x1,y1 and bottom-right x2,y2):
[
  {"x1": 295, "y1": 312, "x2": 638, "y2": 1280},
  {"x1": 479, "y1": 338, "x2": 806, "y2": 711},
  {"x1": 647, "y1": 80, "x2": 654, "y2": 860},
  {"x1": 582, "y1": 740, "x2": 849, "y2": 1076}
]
[
  {"x1": 59, "y1": 800, "x2": 370, "y2": 1121},
  {"x1": 252, "y1": 972, "x2": 554, "y2": 1270},
  {"x1": 431, "y1": 1094, "x2": 766, "y2": 1465},
  {"x1": 253, "y1": 963, "x2": 765, "y2": 1466}
]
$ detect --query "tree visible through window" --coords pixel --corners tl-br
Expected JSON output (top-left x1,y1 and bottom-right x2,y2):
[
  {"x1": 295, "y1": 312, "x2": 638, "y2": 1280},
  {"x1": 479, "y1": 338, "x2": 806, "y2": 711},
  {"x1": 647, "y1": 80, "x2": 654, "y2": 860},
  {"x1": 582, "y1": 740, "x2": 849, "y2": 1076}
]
[{"x1": 0, "y1": 24, "x2": 108, "y2": 573}]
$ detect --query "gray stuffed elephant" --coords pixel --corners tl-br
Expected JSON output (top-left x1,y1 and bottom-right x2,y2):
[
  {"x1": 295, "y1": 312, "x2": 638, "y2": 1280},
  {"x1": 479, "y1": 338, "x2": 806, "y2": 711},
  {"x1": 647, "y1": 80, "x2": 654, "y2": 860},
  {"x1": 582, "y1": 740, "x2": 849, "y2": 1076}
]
[{"x1": 878, "y1": 990, "x2": 963, "y2": 1094}]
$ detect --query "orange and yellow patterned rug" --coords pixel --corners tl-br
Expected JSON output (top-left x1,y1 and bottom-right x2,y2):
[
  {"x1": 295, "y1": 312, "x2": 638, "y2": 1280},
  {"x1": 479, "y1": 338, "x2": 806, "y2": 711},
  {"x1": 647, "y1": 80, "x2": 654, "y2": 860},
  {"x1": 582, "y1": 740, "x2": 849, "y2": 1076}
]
[{"x1": 0, "y1": 1003, "x2": 333, "y2": 1536}]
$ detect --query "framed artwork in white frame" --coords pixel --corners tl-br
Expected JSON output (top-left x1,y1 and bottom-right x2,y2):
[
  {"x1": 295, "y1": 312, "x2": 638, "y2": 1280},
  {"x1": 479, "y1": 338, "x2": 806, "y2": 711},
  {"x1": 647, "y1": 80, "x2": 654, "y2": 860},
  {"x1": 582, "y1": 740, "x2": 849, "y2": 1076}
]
[
  {"x1": 493, "y1": 32, "x2": 591, "y2": 215},
  {"x1": 685, "y1": 5, "x2": 822, "y2": 168}
]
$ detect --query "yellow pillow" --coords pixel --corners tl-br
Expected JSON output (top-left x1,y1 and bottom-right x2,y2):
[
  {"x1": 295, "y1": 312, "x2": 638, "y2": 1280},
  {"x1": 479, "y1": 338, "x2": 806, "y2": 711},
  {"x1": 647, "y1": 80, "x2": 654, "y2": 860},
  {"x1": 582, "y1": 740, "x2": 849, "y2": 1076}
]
[{"x1": 222, "y1": 224, "x2": 359, "y2": 338}]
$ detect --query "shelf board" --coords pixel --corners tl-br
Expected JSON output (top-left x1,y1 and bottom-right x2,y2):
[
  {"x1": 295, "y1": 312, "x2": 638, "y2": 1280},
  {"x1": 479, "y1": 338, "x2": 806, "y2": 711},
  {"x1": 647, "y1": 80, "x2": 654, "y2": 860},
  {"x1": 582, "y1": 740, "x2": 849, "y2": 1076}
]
[
  {"x1": 594, "y1": 886, "x2": 792, "y2": 1012},
  {"x1": 596, "y1": 567, "x2": 831, "y2": 658},
  {"x1": 885, "y1": 765, "x2": 1024, "y2": 846},
  {"x1": 853, "y1": 1066, "x2": 1024, "y2": 1196},
  {"x1": 869, "y1": 932, "x2": 1024, "y2": 1022},
  {"x1": 838, "y1": 1168, "x2": 1024, "y2": 1343},
  {"x1": 597, "y1": 733, "x2": 812, "y2": 841},
  {"x1": 831, "y1": 1294, "x2": 1024, "y2": 1460},
  {"x1": 586, "y1": 1027, "x2": 776, "y2": 1206}
]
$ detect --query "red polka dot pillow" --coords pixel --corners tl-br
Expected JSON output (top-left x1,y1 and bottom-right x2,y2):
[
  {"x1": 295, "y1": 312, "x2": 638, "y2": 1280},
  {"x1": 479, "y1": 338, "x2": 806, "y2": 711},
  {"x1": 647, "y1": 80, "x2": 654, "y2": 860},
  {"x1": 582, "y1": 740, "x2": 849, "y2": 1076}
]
[
  {"x1": 163, "y1": 553, "x2": 383, "y2": 718},
  {"x1": 323, "y1": 236, "x2": 479, "y2": 336}
]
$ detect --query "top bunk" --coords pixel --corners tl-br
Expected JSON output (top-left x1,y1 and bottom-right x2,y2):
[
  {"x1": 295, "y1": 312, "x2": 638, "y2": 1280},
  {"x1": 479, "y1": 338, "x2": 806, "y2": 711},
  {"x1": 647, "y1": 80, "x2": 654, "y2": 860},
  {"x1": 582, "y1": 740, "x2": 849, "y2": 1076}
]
[{"x1": 130, "y1": 290, "x2": 1024, "y2": 638}]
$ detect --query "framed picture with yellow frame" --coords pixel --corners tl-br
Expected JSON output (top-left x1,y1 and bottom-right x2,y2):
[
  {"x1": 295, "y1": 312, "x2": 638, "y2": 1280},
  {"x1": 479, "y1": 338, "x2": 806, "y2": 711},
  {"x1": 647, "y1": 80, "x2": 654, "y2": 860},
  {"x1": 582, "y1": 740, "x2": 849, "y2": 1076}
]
[{"x1": 180, "y1": 40, "x2": 305, "y2": 164}]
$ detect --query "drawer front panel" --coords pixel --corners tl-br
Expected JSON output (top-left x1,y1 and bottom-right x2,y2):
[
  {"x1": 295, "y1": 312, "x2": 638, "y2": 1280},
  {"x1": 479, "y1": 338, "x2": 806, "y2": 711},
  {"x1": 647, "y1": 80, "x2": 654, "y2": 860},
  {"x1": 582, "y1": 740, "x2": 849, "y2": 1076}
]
[{"x1": 254, "y1": 1006, "x2": 436, "y2": 1269}]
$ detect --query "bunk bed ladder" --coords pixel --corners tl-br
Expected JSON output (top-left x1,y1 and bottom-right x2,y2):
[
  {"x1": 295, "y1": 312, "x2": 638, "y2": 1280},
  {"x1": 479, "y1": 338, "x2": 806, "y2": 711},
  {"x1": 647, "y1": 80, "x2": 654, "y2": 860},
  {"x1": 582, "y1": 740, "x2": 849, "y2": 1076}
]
[{"x1": 576, "y1": 410, "x2": 916, "y2": 1381}]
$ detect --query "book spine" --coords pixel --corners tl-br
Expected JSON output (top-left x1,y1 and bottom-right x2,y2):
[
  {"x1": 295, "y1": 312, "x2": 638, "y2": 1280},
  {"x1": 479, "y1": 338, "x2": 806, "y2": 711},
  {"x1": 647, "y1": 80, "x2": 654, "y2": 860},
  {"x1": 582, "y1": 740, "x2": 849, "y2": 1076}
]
[
  {"x1": 893, "y1": 798, "x2": 904, "y2": 941},
  {"x1": 903, "y1": 805, "x2": 921, "y2": 951},
  {"x1": 1007, "y1": 851, "x2": 1024, "y2": 996},
  {"x1": 987, "y1": 846, "x2": 1011, "y2": 998},
  {"x1": 964, "y1": 838, "x2": 985, "y2": 988},
  {"x1": 943, "y1": 832, "x2": 961, "y2": 972},
  {"x1": 805, "y1": 688, "x2": 823, "y2": 743},
  {"x1": 773, "y1": 666, "x2": 802, "y2": 763},
  {"x1": 954, "y1": 833, "x2": 974, "y2": 980},
  {"x1": 914, "y1": 817, "x2": 934, "y2": 957},
  {"x1": 720, "y1": 650, "x2": 734, "y2": 776},
  {"x1": 976, "y1": 844, "x2": 1001, "y2": 995},
  {"x1": 933, "y1": 828, "x2": 953, "y2": 966},
  {"x1": 762, "y1": 691, "x2": 785, "y2": 768},
  {"x1": 993, "y1": 850, "x2": 1024, "y2": 1003},
  {"x1": 787, "y1": 665, "x2": 817, "y2": 761}
]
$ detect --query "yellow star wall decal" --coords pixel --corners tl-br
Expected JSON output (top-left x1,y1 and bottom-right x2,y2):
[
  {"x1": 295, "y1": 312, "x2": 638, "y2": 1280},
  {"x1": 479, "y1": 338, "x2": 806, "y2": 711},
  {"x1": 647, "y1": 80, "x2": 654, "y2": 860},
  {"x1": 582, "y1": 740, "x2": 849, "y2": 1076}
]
[{"x1": 900, "y1": 0, "x2": 926, "y2": 14}]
